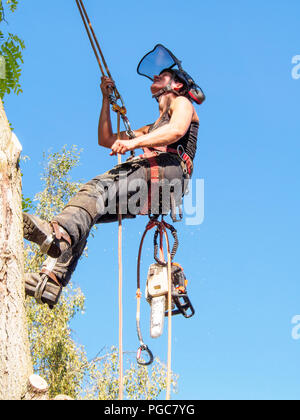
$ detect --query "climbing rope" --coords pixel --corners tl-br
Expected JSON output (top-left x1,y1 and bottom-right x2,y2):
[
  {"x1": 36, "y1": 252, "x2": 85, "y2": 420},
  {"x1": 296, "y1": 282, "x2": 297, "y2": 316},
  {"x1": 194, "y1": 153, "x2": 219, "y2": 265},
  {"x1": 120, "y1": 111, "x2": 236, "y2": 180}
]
[
  {"x1": 117, "y1": 112, "x2": 124, "y2": 401},
  {"x1": 75, "y1": 0, "x2": 136, "y2": 143},
  {"x1": 157, "y1": 220, "x2": 173, "y2": 400},
  {"x1": 163, "y1": 226, "x2": 173, "y2": 401},
  {"x1": 75, "y1": 0, "x2": 129, "y2": 399}
]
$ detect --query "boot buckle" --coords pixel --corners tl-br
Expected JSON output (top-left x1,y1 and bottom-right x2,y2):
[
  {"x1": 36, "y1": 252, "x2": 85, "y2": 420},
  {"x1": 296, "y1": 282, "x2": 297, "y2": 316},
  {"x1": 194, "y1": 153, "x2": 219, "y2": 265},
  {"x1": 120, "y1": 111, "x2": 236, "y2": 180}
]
[{"x1": 40, "y1": 234, "x2": 55, "y2": 254}]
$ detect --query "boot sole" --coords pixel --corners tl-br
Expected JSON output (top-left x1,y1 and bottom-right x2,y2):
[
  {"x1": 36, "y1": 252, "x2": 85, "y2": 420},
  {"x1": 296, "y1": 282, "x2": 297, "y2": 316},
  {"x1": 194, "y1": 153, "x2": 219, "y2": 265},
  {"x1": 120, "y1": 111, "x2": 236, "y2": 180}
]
[{"x1": 23, "y1": 213, "x2": 61, "y2": 259}]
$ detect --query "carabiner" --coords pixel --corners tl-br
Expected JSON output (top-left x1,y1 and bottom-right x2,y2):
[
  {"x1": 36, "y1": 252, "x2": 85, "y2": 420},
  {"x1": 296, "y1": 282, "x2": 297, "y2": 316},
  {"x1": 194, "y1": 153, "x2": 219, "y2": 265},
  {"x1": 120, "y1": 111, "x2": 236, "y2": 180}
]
[
  {"x1": 136, "y1": 344, "x2": 154, "y2": 366},
  {"x1": 178, "y1": 145, "x2": 187, "y2": 160},
  {"x1": 177, "y1": 145, "x2": 188, "y2": 175}
]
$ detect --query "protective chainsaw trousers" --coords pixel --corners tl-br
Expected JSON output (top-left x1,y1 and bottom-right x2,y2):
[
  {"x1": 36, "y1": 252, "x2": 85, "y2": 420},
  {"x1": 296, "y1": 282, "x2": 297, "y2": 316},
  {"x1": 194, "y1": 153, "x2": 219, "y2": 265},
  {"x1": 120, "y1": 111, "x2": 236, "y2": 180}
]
[{"x1": 50, "y1": 153, "x2": 188, "y2": 286}]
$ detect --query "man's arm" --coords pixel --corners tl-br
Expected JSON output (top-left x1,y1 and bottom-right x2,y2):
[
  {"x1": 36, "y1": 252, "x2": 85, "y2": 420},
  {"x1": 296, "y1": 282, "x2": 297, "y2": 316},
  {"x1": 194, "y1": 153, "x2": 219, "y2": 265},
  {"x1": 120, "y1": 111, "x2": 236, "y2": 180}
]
[
  {"x1": 135, "y1": 96, "x2": 194, "y2": 149},
  {"x1": 110, "y1": 96, "x2": 194, "y2": 155},
  {"x1": 98, "y1": 76, "x2": 148, "y2": 149}
]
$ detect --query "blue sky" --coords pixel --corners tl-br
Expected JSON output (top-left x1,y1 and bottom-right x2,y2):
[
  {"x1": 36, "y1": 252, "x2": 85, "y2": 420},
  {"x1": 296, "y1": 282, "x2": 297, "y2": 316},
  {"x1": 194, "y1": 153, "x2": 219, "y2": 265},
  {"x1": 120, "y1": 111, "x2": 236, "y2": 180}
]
[{"x1": 3, "y1": 0, "x2": 300, "y2": 400}]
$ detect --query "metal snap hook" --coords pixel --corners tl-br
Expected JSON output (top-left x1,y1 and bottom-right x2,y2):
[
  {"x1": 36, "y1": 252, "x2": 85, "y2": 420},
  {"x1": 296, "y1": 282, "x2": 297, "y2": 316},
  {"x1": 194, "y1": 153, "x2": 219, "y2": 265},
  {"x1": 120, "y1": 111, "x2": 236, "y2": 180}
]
[{"x1": 136, "y1": 344, "x2": 154, "y2": 366}]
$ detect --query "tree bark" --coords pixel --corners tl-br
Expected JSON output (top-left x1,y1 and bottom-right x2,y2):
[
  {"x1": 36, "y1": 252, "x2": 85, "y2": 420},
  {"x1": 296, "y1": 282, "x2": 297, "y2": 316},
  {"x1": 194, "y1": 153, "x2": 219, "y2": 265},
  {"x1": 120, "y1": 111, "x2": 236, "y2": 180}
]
[{"x1": 0, "y1": 98, "x2": 33, "y2": 400}]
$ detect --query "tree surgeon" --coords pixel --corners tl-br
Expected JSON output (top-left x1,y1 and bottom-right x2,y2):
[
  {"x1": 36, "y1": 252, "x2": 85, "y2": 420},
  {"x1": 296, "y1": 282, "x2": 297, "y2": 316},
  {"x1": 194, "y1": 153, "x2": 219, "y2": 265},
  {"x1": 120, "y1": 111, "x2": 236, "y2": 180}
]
[{"x1": 23, "y1": 45, "x2": 205, "y2": 308}]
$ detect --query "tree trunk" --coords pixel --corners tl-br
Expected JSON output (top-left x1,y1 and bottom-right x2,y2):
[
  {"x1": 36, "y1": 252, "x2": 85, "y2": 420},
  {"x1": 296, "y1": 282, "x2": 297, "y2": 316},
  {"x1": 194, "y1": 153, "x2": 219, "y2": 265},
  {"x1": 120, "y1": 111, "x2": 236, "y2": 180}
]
[{"x1": 0, "y1": 98, "x2": 33, "y2": 400}]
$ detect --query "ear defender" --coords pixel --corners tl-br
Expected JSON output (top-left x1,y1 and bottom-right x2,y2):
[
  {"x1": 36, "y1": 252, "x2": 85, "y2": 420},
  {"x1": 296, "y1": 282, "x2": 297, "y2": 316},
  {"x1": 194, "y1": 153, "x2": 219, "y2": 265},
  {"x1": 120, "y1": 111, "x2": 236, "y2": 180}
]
[{"x1": 188, "y1": 86, "x2": 206, "y2": 105}]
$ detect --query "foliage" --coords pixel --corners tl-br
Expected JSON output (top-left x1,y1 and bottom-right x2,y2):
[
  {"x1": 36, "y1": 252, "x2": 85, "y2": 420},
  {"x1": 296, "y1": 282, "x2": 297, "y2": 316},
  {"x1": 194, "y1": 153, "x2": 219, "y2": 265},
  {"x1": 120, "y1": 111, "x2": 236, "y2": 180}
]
[
  {"x1": 22, "y1": 196, "x2": 33, "y2": 212},
  {"x1": 35, "y1": 145, "x2": 83, "y2": 222},
  {"x1": 26, "y1": 283, "x2": 87, "y2": 399},
  {"x1": 85, "y1": 347, "x2": 178, "y2": 400},
  {"x1": 0, "y1": 0, "x2": 25, "y2": 99},
  {"x1": 20, "y1": 156, "x2": 35, "y2": 212},
  {"x1": 24, "y1": 145, "x2": 178, "y2": 399},
  {"x1": 24, "y1": 145, "x2": 86, "y2": 399}
]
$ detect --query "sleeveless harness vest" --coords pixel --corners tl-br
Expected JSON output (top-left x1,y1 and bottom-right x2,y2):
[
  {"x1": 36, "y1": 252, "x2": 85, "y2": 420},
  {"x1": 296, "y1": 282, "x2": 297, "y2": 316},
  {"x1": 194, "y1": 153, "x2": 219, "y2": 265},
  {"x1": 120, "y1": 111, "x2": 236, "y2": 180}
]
[{"x1": 139, "y1": 109, "x2": 199, "y2": 220}]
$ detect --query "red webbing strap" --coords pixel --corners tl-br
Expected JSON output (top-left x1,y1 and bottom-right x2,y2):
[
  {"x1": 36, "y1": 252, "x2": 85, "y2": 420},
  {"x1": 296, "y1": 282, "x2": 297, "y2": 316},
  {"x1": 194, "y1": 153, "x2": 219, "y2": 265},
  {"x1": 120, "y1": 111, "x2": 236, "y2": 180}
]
[
  {"x1": 142, "y1": 147, "x2": 193, "y2": 176},
  {"x1": 140, "y1": 153, "x2": 160, "y2": 215},
  {"x1": 143, "y1": 146, "x2": 167, "y2": 154},
  {"x1": 139, "y1": 147, "x2": 192, "y2": 215},
  {"x1": 40, "y1": 268, "x2": 61, "y2": 287},
  {"x1": 166, "y1": 148, "x2": 193, "y2": 175},
  {"x1": 51, "y1": 221, "x2": 72, "y2": 247}
]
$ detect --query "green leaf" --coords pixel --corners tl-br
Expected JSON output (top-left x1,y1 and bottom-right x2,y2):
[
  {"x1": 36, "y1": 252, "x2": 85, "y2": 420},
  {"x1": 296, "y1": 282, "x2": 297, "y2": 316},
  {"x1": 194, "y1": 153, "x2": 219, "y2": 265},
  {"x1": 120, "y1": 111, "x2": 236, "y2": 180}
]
[{"x1": 0, "y1": 1, "x2": 24, "y2": 99}]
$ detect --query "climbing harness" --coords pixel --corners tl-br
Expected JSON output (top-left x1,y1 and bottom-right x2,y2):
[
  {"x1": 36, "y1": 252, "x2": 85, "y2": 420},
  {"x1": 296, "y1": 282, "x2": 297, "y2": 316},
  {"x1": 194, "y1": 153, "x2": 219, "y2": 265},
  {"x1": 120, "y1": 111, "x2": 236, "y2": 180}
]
[
  {"x1": 137, "y1": 44, "x2": 206, "y2": 105},
  {"x1": 138, "y1": 146, "x2": 193, "y2": 222},
  {"x1": 75, "y1": 0, "x2": 136, "y2": 148}
]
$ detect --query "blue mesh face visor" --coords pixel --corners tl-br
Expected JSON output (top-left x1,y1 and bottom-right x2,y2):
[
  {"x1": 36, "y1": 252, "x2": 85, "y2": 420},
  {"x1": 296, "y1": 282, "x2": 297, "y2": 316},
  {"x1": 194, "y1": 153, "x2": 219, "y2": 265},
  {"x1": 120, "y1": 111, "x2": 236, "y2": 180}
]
[
  {"x1": 137, "y1": 44, "x2": 182, "y2": 81},
  {"x1": 137, "y1": 44, "x2": 206, "y2": 105}
]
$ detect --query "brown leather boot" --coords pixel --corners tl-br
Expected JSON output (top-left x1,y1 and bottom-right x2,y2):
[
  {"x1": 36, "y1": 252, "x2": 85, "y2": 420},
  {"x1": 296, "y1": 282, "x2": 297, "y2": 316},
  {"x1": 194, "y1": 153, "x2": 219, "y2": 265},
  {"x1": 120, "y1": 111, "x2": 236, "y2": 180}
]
[
  {"x1": 25, "y1": 235, "x2": 88, "y2": 308},
  {"x1": 23, "y1": 213, "x2": 72, "y2": 258},
  {"x1": 25, "y1": 272, "x2": 62, "y2": 309}
]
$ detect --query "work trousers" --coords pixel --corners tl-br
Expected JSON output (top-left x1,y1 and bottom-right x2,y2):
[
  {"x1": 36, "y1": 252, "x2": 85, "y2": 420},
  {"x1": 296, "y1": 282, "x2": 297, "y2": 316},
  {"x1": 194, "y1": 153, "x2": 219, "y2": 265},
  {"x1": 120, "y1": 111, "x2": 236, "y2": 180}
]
[{"x1": 47, "y1": 153, "x2": 188, "y2": 286}]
